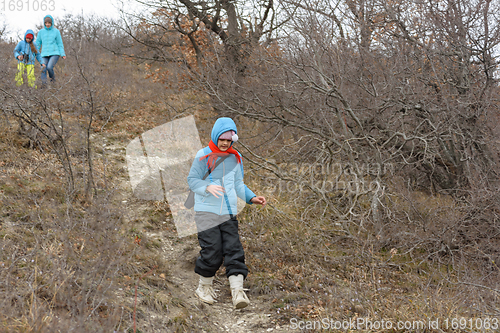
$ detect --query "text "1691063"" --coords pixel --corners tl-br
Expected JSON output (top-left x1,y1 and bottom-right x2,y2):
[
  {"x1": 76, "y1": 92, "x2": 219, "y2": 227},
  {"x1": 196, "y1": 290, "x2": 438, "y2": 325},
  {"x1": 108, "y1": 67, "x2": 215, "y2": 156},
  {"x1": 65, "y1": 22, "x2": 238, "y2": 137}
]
[{"x1": 1, "y1": 0, "x2": 55, "y2": 11}]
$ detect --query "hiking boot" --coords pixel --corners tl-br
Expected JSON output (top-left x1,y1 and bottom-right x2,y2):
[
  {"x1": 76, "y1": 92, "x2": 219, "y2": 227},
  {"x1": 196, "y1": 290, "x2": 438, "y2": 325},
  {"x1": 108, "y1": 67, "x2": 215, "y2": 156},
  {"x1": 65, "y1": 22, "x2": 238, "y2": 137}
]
[
  {"x1": 195, "y1": 276, "x2": 216, "y2": 304},
  {"x1": 229, "y1": 274, "x2": 249, "y2": 309},
  {"x1": 231, "y1": 288, "x2": 250, "y2": 309}
]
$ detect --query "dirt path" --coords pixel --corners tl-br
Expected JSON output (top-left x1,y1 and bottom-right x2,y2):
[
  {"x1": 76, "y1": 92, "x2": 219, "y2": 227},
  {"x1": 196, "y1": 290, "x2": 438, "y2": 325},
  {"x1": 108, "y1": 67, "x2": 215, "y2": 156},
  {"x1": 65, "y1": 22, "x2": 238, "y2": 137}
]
[
  {"x1": 150, "y1": 228, "x2": 288, "y2": 332},
  {"x1": 123, "y1": 200, "x2": 290, "y2": 332}
]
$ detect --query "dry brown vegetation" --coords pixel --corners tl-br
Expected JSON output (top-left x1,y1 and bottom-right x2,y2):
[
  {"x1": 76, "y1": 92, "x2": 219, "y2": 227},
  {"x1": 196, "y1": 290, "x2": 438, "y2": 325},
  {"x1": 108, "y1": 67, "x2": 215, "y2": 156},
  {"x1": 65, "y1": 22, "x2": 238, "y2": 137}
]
[{"x1": 1, "y1": 2, "x2": 500, "y2": 332}]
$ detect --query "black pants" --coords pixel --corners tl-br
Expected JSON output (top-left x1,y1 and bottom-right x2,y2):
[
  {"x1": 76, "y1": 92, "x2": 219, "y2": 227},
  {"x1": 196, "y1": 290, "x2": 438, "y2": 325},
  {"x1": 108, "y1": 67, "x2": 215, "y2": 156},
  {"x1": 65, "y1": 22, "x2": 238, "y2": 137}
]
[{"x1": 194, "y1": 212, "x2": 248, "y2": 278}]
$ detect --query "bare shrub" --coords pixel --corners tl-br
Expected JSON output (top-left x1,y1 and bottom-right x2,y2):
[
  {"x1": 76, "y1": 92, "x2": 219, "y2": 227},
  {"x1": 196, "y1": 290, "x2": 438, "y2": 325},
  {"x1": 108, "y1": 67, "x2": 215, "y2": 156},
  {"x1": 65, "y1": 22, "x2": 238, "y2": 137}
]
[
  {"x1": 122, "y1": 0, "x2": 500, "y2": 320},
  {"x1": 0, "y1": 14, "x2": 167, "y2": 332}
]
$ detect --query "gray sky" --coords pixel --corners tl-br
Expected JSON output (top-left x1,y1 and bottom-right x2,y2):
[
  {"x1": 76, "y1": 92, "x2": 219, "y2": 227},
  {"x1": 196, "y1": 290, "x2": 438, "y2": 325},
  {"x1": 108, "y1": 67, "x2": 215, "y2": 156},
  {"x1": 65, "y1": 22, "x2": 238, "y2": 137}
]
[{"x1": 2, "y1": 0, "x2": 123, "y2": 39}]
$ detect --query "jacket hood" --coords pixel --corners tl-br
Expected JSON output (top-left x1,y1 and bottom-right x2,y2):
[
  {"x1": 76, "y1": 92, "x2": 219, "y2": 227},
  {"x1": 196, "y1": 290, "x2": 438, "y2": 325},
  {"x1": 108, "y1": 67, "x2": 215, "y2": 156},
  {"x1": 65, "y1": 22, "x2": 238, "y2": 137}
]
[
  {"x1": 24, "y1": 29, "x2": 35, "y2": 42},
  {"x1": 43, "y1": 15, "x2": 54, "y2": 30},
  {"x1": 211, "y1": 117, "x2": 238, "y2": 143}
]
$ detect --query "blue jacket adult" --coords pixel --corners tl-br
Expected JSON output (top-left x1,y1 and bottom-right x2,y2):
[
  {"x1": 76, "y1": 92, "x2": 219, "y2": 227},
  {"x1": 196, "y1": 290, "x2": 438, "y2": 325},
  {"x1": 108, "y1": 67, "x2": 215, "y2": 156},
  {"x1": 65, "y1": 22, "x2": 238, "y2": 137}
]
[
  {"x1": 188, "y1": 118, "x2": 256, "y2": 215},
  {"x1": 13, "y1": 30, "x2": 42, "y2": 65},
  {"x1": 35, "y1": 15, "x2": 65, "y2": 57}
]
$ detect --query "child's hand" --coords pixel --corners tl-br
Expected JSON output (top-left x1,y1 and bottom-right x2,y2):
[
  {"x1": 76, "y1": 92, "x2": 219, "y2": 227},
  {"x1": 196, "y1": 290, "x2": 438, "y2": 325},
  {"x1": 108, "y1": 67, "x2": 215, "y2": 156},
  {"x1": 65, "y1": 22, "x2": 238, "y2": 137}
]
[
  {"x1": 17, "y1": 55, "x2": 23, "y2": 60},
  {"x1": 206, "y1": 185, "x2": 225, "y2": 198},
  {"x1": 251, "y1": 196, "x2": 266, "y2": 207}
]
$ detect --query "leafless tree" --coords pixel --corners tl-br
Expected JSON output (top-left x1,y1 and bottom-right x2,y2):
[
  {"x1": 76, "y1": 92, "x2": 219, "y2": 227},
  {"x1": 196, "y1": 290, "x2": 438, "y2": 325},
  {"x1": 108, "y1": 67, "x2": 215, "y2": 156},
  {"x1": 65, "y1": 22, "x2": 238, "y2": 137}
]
[
  {"x1": 123, "y1": 0, "x2": 500, "y2": 267},
  {"x1": 115, "y1": 0, "x2": 284, "y2": 71}
]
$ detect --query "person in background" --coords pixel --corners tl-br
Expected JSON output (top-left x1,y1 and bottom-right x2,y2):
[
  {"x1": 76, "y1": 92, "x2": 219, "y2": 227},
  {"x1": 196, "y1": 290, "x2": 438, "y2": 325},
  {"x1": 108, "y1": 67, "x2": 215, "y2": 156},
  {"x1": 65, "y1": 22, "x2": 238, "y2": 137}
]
[
  {"x1": 13, "y1": 29, "x2": 45, "y2": 88},
  {"x1": 35, "y1": 15, "x2": 66, "y2": 86}
]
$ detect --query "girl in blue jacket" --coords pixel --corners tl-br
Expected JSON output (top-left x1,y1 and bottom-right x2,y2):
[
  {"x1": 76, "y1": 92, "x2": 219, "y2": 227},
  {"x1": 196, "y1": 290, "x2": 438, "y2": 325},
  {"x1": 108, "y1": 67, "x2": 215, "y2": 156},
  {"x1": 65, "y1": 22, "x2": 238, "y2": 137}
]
[
  {"x1": 13, "y1": 30, "x2": 44, "y2": 87},
  {"x1": 35, "y1": 15, "x2": 66, "y2": 85},
  {"x1": 187, "y1": 117, "x2": 266, "y2": 309}
]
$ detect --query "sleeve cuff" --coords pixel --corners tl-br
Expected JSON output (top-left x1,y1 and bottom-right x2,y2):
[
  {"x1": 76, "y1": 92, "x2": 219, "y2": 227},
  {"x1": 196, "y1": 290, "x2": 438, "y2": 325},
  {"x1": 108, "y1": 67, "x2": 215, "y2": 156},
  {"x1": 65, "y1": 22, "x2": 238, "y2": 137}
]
[{"x1": 248, "y1": 196, "x2": 256, "y2": 204}]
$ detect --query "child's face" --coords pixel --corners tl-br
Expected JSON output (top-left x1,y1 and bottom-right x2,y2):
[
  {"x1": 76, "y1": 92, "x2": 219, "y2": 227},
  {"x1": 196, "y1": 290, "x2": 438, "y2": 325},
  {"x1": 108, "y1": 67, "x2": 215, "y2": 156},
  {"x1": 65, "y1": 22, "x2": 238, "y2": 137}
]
[
  {"x1": 45, "y1": 22, "x2": 52, "y2": 28},
  {"x1": 217, "y1": 138, "x2": 232, "y2": 152},
  {"x1": 26, "y1": 37, "x2": 32, "y2": 43}
]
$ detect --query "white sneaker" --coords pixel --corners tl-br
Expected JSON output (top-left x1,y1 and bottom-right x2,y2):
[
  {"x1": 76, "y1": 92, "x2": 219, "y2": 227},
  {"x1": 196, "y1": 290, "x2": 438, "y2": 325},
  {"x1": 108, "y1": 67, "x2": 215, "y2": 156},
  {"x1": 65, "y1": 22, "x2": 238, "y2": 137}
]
[
  {"x1": 231, "y1": 288, "x2": 250, "y2": 309},
  {"x1": 229, "y1": 274, "x2": 250, "y2": 309},
  {"x1": 195, "y1": 276, "x2": 216, "y2": 304}
]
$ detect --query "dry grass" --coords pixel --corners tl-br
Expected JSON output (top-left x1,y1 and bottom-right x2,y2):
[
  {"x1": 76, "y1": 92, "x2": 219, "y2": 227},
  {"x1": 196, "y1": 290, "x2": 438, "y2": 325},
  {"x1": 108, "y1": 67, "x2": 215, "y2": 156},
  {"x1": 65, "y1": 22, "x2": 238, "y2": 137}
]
[
  {"x1": 235, "y1": 171, "x2": 500, "y2": 331},
  {"x1": 1, "y1": 31, "x2": 499, "y2": 333},
  {"x1": 0, "y1": 37, "x2": 207, "y2": 332}
]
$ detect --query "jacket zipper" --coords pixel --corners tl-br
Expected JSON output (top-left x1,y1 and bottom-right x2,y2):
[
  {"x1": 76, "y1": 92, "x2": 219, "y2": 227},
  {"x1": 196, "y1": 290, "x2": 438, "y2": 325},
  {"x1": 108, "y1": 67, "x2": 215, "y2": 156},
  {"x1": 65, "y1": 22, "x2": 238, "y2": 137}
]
[{"x1": 220, "y1": 161, "x2": 225, "y2": 214}]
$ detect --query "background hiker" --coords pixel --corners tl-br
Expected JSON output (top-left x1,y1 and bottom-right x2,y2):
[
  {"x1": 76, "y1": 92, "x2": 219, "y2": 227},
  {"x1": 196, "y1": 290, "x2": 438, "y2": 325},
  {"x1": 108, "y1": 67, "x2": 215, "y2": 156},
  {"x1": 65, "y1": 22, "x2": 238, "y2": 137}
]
[
  {"x1": 13, "y1": 30, "x2": 44, "y2": 88},
  {"x1": 35, "y1": 15, "x2": 66, "y2": 86}
]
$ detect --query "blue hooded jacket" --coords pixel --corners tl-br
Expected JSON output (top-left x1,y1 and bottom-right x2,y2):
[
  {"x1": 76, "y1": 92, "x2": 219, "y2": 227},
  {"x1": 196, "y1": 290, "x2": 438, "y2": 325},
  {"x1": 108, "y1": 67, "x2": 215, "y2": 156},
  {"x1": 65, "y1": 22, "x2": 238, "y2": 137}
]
[
  {"x1": 13, "y1": 30, "x2": 42, "y2": 65},
  {"x1": 35, "y1": 15, "x2": 66, "y2": 57},
  {"x1": 187, "y1": 117, "x2": 256, "y2": 215}
]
